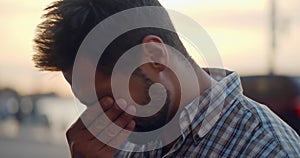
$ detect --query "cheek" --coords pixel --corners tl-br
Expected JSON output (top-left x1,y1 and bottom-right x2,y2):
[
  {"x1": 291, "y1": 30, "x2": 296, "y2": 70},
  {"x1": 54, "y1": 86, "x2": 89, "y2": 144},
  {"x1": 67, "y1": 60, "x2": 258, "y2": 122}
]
[
  {"x1": 129, "y1": 76, "x2": 149, "y2": 105},
  {"x1": 111, "y1": 73, "x2": 148, "y2": 105}
]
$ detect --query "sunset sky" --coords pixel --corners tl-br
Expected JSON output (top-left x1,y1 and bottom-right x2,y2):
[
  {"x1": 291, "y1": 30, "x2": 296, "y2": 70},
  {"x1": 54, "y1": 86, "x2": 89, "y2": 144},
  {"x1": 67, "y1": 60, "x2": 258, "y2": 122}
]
[{"x1": 0, "y1": 0, "x2": 299, "y2": 96}]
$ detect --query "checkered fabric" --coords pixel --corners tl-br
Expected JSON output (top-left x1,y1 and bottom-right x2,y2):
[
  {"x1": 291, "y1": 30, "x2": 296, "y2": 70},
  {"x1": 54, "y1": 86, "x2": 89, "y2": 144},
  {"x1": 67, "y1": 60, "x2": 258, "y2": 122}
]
[{"x1": 114, "y1": 69, "x2": 300, "y2": 158}]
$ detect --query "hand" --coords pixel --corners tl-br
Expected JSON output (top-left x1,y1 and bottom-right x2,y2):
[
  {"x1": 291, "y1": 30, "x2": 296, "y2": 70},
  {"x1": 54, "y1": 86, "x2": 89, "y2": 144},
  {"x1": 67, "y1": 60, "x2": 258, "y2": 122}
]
[{"x1": 66, "y1": 96, "x2": 136, "y2": 158}]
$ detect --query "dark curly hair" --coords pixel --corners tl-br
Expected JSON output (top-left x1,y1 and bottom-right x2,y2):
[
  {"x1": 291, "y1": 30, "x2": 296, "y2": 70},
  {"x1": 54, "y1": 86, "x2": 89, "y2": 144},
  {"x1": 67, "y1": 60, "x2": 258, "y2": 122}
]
[{"x1": 33, "y1": 0, "x2": 190, "y2": 72}]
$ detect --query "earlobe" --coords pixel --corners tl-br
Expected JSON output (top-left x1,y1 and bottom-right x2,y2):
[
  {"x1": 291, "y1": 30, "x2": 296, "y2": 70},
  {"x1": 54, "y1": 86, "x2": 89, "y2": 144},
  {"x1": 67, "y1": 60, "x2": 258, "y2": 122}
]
[{"x1": 142, "y1": 35, "x2": 169, "y2": 72}]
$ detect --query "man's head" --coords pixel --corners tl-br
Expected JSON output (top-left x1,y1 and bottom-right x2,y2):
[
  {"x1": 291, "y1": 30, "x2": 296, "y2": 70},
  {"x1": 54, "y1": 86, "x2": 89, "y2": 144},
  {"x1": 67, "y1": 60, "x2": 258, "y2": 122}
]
[{"x1": 33, "y1": 0, "x2": 196, "y2": 132}]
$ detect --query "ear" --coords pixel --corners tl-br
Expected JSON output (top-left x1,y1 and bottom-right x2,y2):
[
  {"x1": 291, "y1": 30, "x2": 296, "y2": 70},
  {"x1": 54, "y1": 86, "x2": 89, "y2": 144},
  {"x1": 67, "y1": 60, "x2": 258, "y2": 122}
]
[{"x1": 141, "y1": 35, "x2": 169, "y2": 72}]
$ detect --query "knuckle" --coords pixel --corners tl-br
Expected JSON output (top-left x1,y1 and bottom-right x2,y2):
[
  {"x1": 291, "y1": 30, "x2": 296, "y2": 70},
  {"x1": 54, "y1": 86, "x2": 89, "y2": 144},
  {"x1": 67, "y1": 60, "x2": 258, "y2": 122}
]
[
  {"x1": 116, "y1": 117, "x2": 128, "y2": 127},
  {"x1": 105, "y1": 112, "x2": 118, "y2": 123},
  {"x1": 100, "y1": 96, "x2": 113, "y2": 107},
  {"x1": 118, "y1": 114, "x2": 131, "y2": 125},
  {"x1": 120, "y1": 112, "x2": 131, "y2": 121}
]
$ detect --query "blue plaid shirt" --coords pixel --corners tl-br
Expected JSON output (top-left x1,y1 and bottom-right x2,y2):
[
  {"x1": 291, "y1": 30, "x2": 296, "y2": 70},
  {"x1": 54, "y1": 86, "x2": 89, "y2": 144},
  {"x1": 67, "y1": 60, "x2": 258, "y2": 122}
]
[{"x1": 114, "y1": 69, "x2": 300, "y2": 157}]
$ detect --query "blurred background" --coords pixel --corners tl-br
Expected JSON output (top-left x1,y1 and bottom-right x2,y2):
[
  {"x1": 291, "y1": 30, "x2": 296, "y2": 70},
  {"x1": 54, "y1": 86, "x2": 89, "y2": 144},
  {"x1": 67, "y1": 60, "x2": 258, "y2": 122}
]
[{"x1": 0, "y1": 0, "x2": 299, "y2": 157}]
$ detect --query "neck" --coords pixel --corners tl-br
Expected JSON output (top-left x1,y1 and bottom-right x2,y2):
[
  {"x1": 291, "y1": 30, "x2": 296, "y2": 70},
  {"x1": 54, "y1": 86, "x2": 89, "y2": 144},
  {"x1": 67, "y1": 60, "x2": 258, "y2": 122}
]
[
  {"x1": 168, "y1": 65, "x2": 216, "y2": 119},
  {"x1": 162, "y1": 66, "x2": 216, "y2": 154}
]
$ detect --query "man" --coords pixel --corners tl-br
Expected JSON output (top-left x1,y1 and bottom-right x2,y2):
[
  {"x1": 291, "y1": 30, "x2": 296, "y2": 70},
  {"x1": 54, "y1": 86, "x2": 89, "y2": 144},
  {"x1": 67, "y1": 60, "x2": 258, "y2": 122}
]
[{"x1": 33, "y1": 0, "x2": 300, "y2": 157}]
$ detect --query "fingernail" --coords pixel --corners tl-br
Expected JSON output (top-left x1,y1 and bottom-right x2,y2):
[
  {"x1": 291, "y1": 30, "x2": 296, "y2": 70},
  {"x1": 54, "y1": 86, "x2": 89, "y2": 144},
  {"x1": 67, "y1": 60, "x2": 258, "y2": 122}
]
[
  {"x1": 129, "y1": 120, "x2": 136, "y2": 128},
  {"x1": 102, "y1": 97, "x2": 113, "y2": 106},
  {"x1": 128, "y1": 105, "x2": 136, "y2": 114},
  {"x1": 126, "y1": 120, "x2": 136, "y2": 130}
]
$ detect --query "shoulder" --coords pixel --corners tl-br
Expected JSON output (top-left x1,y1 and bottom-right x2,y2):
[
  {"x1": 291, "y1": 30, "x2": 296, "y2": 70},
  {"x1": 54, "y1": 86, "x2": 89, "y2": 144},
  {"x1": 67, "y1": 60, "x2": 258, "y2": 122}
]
[{"x1": 235, "y1": 96, "x2": 300, "y2": 157}]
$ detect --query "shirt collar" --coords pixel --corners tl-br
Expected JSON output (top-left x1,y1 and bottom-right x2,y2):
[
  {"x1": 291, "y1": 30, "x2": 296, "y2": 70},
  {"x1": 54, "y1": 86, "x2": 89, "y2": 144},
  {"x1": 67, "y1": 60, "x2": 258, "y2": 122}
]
[
  {"x1": 179, "y1": 68, "x2": 243, "y2": 143},
  {"x1": 116, "y1": 68, "x2": 243, "y2": 155}
]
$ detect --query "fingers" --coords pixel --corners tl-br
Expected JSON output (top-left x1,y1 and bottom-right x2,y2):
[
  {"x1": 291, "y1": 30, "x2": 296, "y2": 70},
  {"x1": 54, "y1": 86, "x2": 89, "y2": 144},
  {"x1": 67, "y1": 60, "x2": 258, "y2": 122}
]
[
  {"x1": 94, "y1": 120, "x2": 136, "y2": 158},
  {"x1": 80, "y1": 96, "x2": 115, "y2": 128},
  {"x1": 99, "y1": 97, "x2": 115, "y2": 111},
  {"x1": 66, "y1": 96, "x2": 137, "y2": 158},
  {"x1": 95, "y1": 105, "x2": 136, "y2": 145},
  {"x1": 88, "y1": 99, "x2": 128, "y2": 135},
  {"x1": 109, "y1": 120, "x2": 136, "y2": 147},
  {"x1": 86, "y1": 102, "x2": 136, "y2": 151}
]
